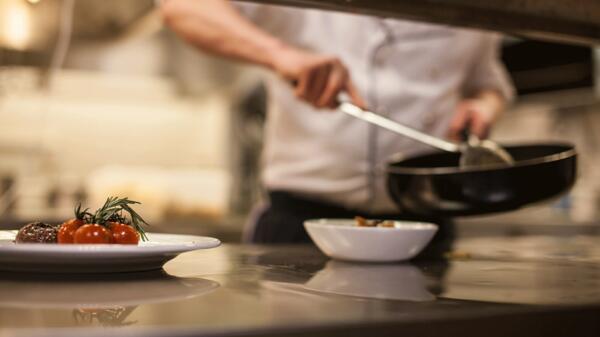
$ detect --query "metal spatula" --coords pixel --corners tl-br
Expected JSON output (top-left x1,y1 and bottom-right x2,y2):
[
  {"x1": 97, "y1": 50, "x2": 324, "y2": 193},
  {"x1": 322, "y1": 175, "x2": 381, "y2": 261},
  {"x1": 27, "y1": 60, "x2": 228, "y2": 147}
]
[
  {"x1": 458, "y1": 126, "x2": 514, "y2": 167},
  {"x1": 338, "y1": 97, "x2": 514, "y2": 168}
]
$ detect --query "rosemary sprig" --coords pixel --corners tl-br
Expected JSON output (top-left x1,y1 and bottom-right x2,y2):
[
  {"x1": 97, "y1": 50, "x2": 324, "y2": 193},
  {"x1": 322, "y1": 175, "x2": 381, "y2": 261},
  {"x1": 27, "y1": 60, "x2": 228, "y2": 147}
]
[
  {"x1": 91, "y1": 197, "x2": 149, "y2": 241},
  {"x1": 74, "y1": 203, "x2": 93, "y2": 222}
]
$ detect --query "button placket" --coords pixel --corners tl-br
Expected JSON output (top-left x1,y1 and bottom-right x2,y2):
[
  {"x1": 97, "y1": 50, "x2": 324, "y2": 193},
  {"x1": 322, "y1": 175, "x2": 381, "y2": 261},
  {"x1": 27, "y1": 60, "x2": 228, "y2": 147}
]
[
  {"x1": 423, "y1": 113, "x2": 438, "y2": 129},
  {"x1": 364, "y1": 20, "x2": 395, "y2": 212}
]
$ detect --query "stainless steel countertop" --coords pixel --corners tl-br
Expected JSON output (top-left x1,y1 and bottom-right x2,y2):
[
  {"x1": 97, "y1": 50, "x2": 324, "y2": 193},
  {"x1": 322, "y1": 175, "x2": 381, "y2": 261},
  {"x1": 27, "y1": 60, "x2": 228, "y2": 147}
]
[{"x1": 2, "y1": 239, "x2": 600, "y2": 337}]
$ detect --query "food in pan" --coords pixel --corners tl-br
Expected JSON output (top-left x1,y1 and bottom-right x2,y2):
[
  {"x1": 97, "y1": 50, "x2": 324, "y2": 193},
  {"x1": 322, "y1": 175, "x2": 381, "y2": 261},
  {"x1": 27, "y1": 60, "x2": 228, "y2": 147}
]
[
  {"x1": 354, "y1": 216, "x2": 395, "y2": 228},
  {"x1": 16, "y1": 197, "x2": 148, "y2": 245},
  {"x1": 15, "y1": 222, "x2": 60, "y2": 243}
]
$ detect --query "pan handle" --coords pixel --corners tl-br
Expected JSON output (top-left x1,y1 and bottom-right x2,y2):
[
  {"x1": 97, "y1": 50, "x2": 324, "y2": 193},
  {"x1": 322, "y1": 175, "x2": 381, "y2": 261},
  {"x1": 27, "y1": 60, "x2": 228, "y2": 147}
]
[{"x1": 337, "y1": 93, "x2": 461, "y2": 153}]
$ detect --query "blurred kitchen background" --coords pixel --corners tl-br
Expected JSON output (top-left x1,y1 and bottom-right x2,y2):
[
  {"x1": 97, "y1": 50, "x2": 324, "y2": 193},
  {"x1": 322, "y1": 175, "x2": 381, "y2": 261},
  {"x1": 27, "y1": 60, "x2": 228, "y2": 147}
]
[{"x1": 0, "y1": 0, "x2": 599, "y2": 240}]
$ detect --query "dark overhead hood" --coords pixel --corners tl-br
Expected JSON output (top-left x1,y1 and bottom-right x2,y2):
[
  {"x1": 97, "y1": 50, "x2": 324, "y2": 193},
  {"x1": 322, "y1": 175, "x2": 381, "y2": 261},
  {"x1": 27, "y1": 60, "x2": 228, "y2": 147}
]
[{"x1": 235, "y1": 0, "x2": 600, "y2": 45}]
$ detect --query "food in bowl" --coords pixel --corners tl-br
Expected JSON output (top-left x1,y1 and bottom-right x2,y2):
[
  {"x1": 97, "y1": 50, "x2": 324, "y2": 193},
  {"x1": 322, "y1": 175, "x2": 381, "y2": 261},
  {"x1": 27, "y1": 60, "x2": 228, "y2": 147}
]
[
  {"x1": 15, "y1": 196, "x2": 148, "y2": 245},
  {"x1": 354, "y1": 216, "x2": 394, "y2": 228},
  {"x1": 304, "y1": 219, "x2": 438, "y2": 262}
]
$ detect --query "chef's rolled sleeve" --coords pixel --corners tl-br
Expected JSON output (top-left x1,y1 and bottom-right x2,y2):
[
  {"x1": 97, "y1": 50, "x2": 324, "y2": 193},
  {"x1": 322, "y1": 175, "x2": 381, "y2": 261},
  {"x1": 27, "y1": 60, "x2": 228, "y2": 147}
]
[{"x1": 463, "y1": 34, "x2": 515, "y2": 103}]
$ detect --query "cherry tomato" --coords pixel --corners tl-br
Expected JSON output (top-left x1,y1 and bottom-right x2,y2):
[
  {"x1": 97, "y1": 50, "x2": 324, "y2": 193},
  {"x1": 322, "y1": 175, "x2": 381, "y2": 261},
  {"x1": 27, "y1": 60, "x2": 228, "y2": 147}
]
[
  {"x1": 73, "y1": 224, "x2": 113, "y2": 244},
  {"x1": 57, "y1": 219, "x2": 85, "y2": 244},
  {"x1": 109, "y1": 222, "x2": 139, "y2": 245}
]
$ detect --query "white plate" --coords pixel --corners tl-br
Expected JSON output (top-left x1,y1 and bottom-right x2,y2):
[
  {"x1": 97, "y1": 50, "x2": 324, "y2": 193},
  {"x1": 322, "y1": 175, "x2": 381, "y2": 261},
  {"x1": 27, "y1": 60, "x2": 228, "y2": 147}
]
[
  {"x1": 304, "y1": 219, "x2": 437, "y2": 262},
  {"x1": 0, "y1": 231, "x2": 221, "y2": 273}
]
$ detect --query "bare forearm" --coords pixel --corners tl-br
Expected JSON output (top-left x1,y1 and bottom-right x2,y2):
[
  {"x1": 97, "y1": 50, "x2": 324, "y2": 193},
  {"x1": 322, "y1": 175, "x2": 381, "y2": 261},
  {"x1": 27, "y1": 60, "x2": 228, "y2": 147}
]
[
  {"x1": 161, "y1": 0, "x2": 365, "y2": 108},
  {"x1": 160, "y1": 0, "x2": 286, "y2": 70}
]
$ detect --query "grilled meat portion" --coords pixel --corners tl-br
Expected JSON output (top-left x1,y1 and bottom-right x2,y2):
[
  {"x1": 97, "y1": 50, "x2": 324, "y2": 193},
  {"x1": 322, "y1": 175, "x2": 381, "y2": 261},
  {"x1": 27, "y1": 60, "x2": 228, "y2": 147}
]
[{"x1": 15, "y1": 222, "x2": 60, "y2": 244}]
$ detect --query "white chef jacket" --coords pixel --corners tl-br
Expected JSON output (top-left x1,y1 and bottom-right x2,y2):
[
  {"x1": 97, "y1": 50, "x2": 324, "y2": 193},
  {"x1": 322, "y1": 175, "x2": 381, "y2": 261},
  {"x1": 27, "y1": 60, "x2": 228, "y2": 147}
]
[{"x1": 235, "y1": 4, "x2": 514, "y2": 213}]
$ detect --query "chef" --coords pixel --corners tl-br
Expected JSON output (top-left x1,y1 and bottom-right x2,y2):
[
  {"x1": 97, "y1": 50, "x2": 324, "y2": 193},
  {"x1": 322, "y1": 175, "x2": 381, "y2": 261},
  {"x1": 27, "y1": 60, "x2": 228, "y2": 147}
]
[{"x1": 160, "y1": 0, "x2": 514, "y2": 244}]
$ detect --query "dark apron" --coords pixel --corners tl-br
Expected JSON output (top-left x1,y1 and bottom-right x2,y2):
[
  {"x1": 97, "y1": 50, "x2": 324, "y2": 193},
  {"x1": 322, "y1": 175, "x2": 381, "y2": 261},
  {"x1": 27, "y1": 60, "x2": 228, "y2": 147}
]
[{"x1": 251, "y1": 191, "x2": 454, "y2": 258}]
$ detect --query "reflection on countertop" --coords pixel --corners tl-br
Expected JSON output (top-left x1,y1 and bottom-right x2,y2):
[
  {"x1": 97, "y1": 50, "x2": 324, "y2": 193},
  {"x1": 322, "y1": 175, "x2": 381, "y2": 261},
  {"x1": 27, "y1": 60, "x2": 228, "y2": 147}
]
[
  {"x1": 0, "y1": 270, "x2": 219, "y2": 310},
  {"x1": 2, "y1": 240, "x2": 600, "y2": 336},
  {"x1": 303, "y1": 261, "x2": 436, "y2": 302}
]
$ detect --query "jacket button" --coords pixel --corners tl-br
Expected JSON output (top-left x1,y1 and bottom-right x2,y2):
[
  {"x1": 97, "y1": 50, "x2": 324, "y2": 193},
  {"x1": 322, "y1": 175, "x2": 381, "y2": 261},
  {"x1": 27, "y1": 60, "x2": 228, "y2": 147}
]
[{"x1": 424, "y1": 114, "x2": 437, "y2": 128}]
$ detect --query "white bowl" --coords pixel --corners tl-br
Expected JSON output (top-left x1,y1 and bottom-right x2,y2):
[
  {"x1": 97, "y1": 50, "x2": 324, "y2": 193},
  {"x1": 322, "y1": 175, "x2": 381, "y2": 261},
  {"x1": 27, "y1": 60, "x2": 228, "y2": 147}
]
[{"x1": 304, "y1": 219, "x2": 438, "y2": 262}]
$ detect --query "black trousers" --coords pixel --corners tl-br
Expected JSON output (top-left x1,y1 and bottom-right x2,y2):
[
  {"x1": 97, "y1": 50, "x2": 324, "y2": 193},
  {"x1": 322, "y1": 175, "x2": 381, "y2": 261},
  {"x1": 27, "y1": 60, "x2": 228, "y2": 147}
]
[{"x1": 252, "y1": 191, "x2": 454, "y2": 258}]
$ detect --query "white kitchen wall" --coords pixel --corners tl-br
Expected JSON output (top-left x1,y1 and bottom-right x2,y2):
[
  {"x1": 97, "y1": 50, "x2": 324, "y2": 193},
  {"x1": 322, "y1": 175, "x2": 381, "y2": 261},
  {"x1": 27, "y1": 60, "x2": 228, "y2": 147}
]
[
  {"x1": 486, "y1": 88, "x2": 600, "y2": 224},
  {"x1": 0, "y1": 66, "x2": 234, "y2": 222}
]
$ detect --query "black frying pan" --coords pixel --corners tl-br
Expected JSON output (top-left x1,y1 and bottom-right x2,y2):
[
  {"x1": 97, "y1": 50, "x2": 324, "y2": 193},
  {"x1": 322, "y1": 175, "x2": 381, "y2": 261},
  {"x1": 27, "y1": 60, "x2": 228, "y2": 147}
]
[{"x1": 386, "y1": 143, "x2": 577, "y2": 217}]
